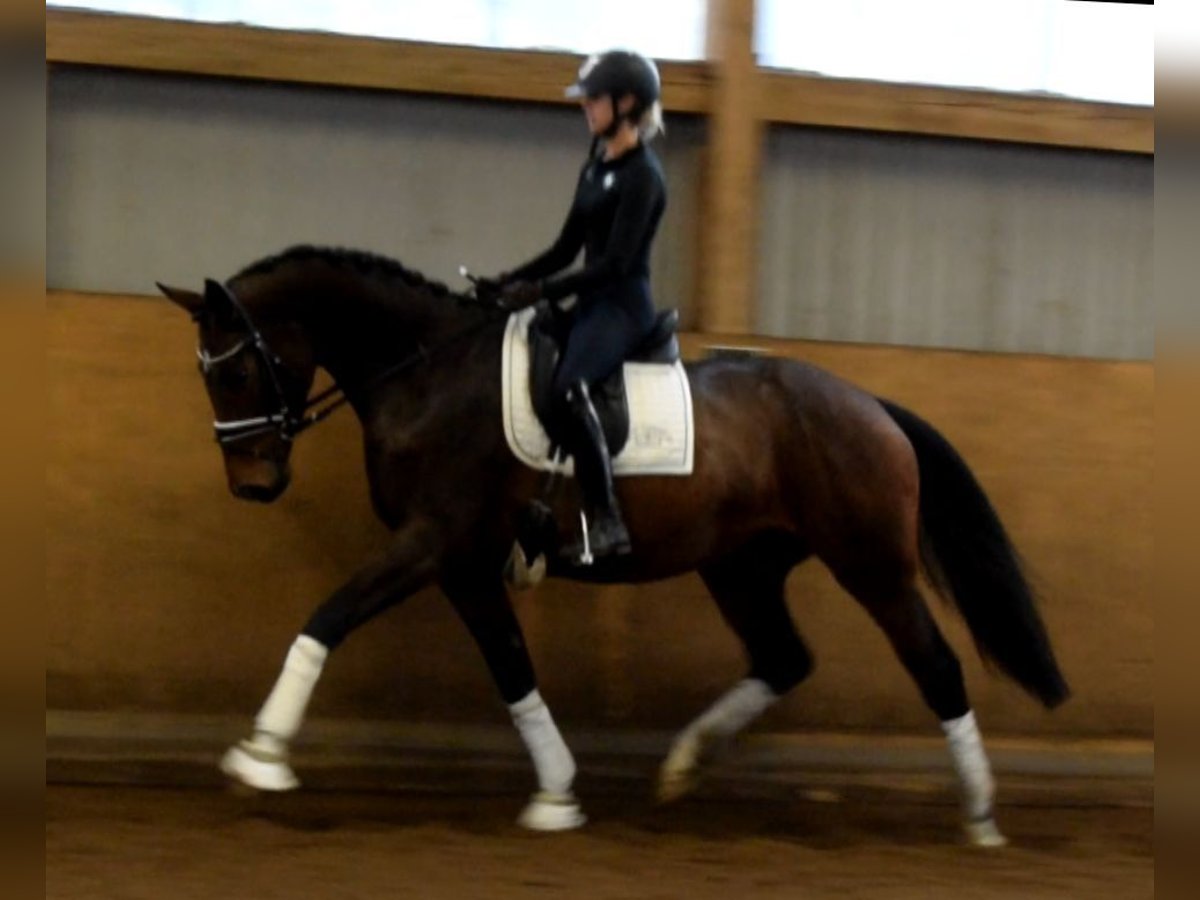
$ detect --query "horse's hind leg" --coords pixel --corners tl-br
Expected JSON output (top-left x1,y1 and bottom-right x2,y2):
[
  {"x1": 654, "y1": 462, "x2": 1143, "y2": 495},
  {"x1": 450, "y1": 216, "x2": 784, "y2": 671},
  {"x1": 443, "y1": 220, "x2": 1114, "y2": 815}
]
[
  {"x1": 659, "y1": 532, "x2": 811, "y2": 802},
  {"x1": 839, "y1": 566, "x2": 1007, "y2": 847}
]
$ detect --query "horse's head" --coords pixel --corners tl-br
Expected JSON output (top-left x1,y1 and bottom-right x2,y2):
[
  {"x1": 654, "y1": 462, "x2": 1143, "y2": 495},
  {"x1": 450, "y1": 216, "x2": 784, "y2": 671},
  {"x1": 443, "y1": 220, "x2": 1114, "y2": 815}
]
[{"x1": 157, "y1": 278, "x2": 317, "y2": 503}]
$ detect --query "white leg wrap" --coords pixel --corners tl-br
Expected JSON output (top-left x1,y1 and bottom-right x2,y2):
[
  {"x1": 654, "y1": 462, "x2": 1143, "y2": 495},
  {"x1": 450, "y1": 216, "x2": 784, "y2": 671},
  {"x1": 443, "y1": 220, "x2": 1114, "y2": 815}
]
[
  {"x1": 509, "y1": 689, "x2": 576, "y2": 796},
  {"x1": 687, "y1": 678, "x2": 779, "y2": 740},
  {"x1": 253, "y1": 635, "x2": 329, "y2": 747},
  {"x1": 509, "y1": 689, "x2": 585, "y2": 830},
  {"x1": 220, "y1": 635, "x2": 328, "y2": 792},
  {"x1": 658, "y1": 678, "x2": 779, "y2": 803},
  {"x1": 942, "y1": 710, "x2": 996, "y2": 822}
]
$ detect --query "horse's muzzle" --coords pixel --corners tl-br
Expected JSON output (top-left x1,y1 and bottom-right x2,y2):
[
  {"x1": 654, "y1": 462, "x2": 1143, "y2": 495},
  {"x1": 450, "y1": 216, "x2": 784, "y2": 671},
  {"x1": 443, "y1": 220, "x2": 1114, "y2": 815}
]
[
  {"x1": 223, "y1": 444, "x2": 291, "y2": 503},
  {"x1": 232, "y1": 476, "x2": 289, "y2": 503}
]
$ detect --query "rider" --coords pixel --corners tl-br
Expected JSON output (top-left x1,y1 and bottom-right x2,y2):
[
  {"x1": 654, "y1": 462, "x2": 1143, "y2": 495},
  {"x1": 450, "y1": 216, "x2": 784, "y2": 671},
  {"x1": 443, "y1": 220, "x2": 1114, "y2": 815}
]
[{"x1": 483, "y1": 49, "x2": 667, "y2": 561}]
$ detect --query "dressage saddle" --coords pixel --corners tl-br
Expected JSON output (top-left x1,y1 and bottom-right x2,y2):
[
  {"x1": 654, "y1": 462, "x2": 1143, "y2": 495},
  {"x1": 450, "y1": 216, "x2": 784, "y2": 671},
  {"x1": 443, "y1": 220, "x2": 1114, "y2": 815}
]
[{"x1": 525, "y1": 302, "x2": 681, "y2": 458}]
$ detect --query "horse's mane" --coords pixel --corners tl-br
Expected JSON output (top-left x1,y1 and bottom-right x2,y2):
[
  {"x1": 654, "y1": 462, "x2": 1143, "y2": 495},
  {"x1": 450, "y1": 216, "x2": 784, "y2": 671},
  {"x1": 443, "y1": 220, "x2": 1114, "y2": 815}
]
[{"x1": 232, "y1": 245, "x2": 459, "y2": 299}]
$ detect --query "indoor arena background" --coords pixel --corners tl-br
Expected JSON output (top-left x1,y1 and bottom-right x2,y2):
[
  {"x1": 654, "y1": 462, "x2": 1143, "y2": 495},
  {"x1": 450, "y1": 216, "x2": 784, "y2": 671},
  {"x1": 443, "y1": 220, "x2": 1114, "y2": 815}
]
[{"x1": 44, "y1": 4, "x2": 1154, "y2": 898}]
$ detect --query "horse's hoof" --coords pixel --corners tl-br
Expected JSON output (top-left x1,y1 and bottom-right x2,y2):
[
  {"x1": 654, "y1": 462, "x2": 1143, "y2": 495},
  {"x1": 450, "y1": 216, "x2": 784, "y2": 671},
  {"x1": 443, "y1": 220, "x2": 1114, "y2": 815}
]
[
  {"x1": 516, "y1": 792, "x2": 586, "y2": 831},
  {"x1": 220, "y1": 742, "x2": 300, "y2": 792},
  {"x1": 657, "y1": 736, "x2": 703, "y2": 804},
  {"x1": 504, "y1": 542, "x2": 546, "y2": 590},
  {"x1": 656, "y1": 768, "x2": 698, "y2": 805},
  {"x1": 964, "y1": 817, "x2": 1008, "y2": 848}
]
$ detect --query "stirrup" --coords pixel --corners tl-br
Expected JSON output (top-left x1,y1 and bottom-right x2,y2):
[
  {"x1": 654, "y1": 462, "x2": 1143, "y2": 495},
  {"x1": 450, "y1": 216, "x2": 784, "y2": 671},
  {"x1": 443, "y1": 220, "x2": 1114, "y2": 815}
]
[{"x1": 564, "y1": 511, "x2": 631, "y2": 565}]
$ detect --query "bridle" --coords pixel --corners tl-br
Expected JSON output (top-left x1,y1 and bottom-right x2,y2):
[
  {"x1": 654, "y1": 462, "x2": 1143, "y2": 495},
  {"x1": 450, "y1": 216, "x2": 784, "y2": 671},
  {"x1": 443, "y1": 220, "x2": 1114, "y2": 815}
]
[
  {"x1": 196, "y1": 280, "x2": 347, "y2": 445},
  {"x1": 196, "y1": 279, "x2": 500, "y2": 446}
]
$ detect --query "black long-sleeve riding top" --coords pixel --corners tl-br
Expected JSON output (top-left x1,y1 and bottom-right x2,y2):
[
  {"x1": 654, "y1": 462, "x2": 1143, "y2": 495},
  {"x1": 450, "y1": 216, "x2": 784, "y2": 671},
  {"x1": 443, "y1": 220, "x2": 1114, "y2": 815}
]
[{"x1": 506, "y1": 143, "x2": 666, "y2": 305}]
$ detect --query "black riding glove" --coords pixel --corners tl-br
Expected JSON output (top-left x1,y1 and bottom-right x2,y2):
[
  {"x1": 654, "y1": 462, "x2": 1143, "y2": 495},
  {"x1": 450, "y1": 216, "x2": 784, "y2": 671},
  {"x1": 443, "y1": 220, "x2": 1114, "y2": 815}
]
[
  {"x1": 499, "y1": 280, "x2": 544, "y2": 311},
  {"x1": 474, "y1": 274, "x2": 506, "y2": 303}
]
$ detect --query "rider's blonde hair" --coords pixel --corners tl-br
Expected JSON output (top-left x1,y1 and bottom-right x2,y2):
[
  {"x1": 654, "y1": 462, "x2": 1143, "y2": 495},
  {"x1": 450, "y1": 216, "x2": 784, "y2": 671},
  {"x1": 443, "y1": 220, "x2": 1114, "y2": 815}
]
[{"x1": 639, "y1": 100, "x2": 665, "y2": 141}]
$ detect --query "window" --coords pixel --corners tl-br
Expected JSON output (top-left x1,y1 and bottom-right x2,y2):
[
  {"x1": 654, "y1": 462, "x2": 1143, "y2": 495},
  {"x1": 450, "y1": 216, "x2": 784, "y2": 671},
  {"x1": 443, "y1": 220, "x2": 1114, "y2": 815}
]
[
  {"x1": 47, "y1": 1, "x2": 708, "y2": 60},
  {"x1": 51, "y1": 0, "x2": 1155, "y2": 106},
  {"x1": 755, "y1": 0, "x2": 1153, "y2": 106}
]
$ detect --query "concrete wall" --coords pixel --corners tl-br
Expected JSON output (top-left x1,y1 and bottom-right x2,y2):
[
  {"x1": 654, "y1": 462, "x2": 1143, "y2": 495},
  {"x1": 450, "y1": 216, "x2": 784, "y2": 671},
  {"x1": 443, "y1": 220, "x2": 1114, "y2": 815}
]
[{"x1": 48, "y1": 292, "x2": 1151, "y2": 739}]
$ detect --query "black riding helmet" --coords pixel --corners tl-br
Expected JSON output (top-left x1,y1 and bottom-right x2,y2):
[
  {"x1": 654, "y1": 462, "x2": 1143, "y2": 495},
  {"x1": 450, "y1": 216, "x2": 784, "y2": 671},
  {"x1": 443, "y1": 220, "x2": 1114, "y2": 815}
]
[{"x1": 565, "y1": 50, "x2": 661, "y2": 125}]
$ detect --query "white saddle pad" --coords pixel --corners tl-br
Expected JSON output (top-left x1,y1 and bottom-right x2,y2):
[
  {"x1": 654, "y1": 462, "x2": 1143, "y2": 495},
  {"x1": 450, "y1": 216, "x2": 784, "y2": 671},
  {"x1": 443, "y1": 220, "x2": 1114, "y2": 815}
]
[{"x1": 501, "y1": 307, "x2": 695, "y2": 476}]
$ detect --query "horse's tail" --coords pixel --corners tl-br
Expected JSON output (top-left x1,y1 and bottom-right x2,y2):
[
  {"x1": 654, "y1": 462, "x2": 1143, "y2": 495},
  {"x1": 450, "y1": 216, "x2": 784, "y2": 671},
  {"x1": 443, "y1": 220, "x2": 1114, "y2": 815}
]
[{"x1": 878, "y1": 399, "x2": 1070, "y2": 709}]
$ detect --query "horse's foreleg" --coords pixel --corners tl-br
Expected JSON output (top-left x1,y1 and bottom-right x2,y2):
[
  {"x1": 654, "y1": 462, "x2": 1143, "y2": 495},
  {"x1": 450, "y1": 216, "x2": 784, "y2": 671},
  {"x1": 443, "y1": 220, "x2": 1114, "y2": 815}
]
[
  {"x1": 220, "y1": 524, "x2": 440, "y2": 791},
  {"x1": 442, "y1": 571, "x2": 585, "y2": 831},
  {"x1": 220, "y1": 634, "x2": 326, "y2": 790},
  {"x1": 507, "y1": 691, "x2": 585, "y2": 831}
]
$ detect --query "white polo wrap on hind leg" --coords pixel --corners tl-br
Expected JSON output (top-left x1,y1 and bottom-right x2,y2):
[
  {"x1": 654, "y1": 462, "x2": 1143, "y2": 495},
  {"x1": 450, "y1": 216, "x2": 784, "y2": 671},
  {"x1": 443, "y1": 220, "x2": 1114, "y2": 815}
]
[
  {"x1": 941, "y1": 710, "x2": 995, "y2": 821},
  {"x1": 688, "y1": 678, "x2": 779, "y2": 740},
  {"x1": 658, "y1": 678, "x2": 780, "y2": 804},
  {"x1": 252, "y1": 635, "x2": 329, "y2": 753},
  {"x1": 509, "y1": 689, "x2": 576, "y2": 796}
]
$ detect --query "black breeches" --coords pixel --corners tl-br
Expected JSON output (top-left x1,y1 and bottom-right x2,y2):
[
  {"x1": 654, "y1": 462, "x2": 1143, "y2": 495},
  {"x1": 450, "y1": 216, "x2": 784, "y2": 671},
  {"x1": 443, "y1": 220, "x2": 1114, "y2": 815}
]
[{"x1": 550, "y1": 279, "x2": 655, "y2": 406}]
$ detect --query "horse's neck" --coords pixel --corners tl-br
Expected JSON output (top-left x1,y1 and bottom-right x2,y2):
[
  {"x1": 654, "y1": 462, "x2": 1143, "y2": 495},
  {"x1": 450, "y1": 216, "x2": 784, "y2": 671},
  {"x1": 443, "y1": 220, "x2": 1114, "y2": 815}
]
[{"x1": 294, "y1": 270, "x2": 480, "y2": 413}]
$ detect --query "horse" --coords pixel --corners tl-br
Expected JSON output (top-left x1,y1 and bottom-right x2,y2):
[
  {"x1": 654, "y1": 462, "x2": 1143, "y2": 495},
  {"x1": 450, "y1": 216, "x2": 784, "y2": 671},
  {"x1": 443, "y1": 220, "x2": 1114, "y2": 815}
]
[{"x1": 157, "y1": 244, "x2": 1068, "y2": 846}]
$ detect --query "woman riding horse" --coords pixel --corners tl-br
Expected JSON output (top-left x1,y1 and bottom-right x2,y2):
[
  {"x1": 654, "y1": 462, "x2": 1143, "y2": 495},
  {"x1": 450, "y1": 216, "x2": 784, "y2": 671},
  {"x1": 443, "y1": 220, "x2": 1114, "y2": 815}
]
[{"x1": 480, "y1": 50, "x2": 667, "y2": 561}]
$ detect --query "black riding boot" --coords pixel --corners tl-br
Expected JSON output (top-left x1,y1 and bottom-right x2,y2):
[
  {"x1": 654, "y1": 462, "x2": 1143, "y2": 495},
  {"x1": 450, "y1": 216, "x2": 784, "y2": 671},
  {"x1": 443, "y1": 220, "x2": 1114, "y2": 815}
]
[{"x1": 562, "y1": 381, "x2": 631, "y2": 561}]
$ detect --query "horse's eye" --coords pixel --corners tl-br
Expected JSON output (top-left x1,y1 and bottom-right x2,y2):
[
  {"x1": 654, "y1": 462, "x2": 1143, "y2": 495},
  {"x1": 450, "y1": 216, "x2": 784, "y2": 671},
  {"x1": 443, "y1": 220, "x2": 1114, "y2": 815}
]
[{"x1": 219, "y1": 365, "x2": 250, "y2": 391}]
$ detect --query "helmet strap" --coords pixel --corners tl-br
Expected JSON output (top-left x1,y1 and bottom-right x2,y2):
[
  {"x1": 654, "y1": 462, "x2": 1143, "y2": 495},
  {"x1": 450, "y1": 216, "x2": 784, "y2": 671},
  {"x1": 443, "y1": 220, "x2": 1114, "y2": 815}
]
[{"x1": 601, "y1": 95, "x2": 621, "y2": 139}]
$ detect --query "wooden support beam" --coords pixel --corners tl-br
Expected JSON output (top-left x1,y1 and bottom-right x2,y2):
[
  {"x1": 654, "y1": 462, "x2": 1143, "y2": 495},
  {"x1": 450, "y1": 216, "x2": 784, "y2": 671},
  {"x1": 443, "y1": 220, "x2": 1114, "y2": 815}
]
[{"x1": 695, "y1": 0, "x2": 761, "y2": 336}]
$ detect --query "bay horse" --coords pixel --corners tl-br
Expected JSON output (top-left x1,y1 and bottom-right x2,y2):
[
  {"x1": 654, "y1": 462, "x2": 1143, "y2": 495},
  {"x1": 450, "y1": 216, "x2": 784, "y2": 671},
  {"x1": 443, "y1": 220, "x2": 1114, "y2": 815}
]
[{"x1": 157, "y1": 245, "x2": 1068, "y2": 846}]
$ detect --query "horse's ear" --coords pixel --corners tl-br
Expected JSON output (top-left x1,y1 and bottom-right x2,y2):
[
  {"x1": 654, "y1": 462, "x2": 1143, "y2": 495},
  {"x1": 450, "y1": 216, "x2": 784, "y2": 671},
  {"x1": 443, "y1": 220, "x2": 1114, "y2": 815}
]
[
  {"x1": 156, "y1": 282, "x2": 205, "y2": 317},
  {"x1": 203, "y1": 278, "x2": 243, "y2": 322},
  {"x1": 203, "y1": 278, "x2": 234, "y2": 308}
]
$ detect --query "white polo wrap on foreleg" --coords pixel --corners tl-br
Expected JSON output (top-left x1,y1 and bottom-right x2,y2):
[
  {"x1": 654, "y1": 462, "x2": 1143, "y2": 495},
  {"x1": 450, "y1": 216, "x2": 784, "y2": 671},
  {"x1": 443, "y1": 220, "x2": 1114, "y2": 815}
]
[
  {"x1": 509, "y1": 689, "x2": 576, "y2": 796},
  {"x1": 253, "y1": 635, "x2": 329, "y2": 752}
]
